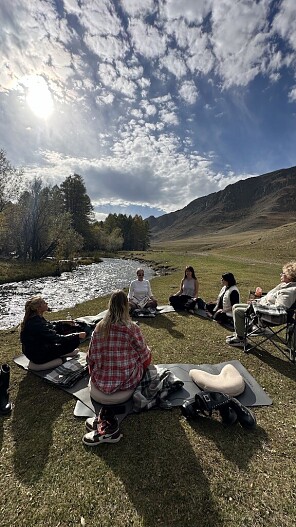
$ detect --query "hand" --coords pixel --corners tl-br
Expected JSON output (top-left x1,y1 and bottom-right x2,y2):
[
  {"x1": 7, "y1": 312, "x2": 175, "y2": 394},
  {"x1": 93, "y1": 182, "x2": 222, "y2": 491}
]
[{"x1": 79, "y1": 332, "x2": 87, "y2": 340}]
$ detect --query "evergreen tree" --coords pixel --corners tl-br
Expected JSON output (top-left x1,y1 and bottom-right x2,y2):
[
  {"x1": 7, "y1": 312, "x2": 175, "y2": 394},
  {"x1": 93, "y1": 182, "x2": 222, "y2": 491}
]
[{"x1": 60, "y1": 174, "x2": 94, "y2": 247}]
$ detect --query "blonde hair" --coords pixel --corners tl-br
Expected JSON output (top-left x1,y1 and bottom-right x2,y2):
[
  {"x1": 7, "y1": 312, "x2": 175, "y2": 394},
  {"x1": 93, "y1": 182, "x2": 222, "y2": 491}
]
[
  {"x1": 283, "y1": 261, "x2": 296, "y2": 282},
  {"x1": 20, "y1": 295, "x2": 44, "y2": 331},
  {"x1": 97, "y1": 290, "x2": 131, "y2": 339}
]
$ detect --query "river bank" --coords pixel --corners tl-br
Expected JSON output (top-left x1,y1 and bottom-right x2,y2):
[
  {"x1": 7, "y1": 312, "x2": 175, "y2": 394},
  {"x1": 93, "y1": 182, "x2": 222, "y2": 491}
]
[{"x1": 0, "y1": 257, "x2": 156, "y2": 330}]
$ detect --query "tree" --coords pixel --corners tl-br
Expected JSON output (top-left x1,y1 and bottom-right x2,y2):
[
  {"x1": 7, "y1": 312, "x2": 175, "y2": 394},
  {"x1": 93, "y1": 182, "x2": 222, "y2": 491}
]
[
  {"x1": 0, "y1": 149, "x2": 24, "y2": 211},
  {"x1": 60, "y1": 174, "x2": 94, "y2": 247},
  {"x1": 102, "y1": 213, "x2": 150, "y2": 250}
]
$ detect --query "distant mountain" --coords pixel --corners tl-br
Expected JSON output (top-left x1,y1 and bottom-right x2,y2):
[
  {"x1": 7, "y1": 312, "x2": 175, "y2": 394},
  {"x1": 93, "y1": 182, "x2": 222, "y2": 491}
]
[{"x1": 147, "y1": 166, "x2": 296, "y2": 241}]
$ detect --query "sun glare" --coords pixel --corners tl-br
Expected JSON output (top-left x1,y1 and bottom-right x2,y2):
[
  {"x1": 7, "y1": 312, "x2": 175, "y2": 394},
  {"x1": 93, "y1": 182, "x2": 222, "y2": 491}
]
[{"x1": 25, "y1": 75, "x2": 54, "y2": 119}]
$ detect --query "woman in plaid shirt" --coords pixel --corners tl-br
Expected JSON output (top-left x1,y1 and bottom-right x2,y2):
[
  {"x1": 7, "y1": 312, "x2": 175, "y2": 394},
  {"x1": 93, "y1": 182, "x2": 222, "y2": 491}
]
[{"x1": 87, "y1": 290, "x2": 152, "y2": 404}]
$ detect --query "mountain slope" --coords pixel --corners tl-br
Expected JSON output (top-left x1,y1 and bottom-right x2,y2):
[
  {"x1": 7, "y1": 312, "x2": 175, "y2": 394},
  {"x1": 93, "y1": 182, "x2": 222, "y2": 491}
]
[{"x1": 148, "y1": 166, "x2": 296, "y2": 241}]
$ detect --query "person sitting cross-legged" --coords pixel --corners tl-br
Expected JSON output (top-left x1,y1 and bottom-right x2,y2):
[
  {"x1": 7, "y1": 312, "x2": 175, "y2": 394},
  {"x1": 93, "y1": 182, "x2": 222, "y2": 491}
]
[
  {"x1": 128, "y1": 268, "x2": 157, "y2": 313},
  {"x1": 169, "y1": 265, "x2": 200, "y2": 312},
  {"x1": 226, "y1": 261, "x2": 296, "y2": 347},
  {"x1": 204, "y1": 272, "x2": 240, "y2": 326},
  {"x1": 20, "y1": 296, "x2": 86, "y2": 366}
]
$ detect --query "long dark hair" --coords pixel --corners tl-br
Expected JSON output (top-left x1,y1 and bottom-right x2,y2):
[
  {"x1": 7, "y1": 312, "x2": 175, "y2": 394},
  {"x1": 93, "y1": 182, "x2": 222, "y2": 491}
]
[
  {"x1": 184, "y1": 266, "x2": 197, "y2": 279},
  {"x1": 222, "y1": 272, "x2": 236, "y2": 287}
]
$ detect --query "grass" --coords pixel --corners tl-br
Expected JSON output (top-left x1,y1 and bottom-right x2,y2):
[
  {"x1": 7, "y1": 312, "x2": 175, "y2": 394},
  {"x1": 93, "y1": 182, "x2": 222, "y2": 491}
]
[{"x1": 1, "y1": 236, "x2": 296, "y2": 526}]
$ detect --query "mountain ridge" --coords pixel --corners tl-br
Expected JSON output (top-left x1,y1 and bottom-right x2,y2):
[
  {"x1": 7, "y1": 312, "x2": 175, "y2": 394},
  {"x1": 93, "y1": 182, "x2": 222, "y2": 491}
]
[{"x1": 147, "y1": 166, "x2": 296, "y2": 241}]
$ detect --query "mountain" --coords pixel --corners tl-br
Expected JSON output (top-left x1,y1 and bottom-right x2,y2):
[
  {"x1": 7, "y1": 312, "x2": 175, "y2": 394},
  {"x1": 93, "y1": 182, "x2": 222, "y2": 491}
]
[{"x1": 147, "y1": 166, "x2": 296, "y2": 241}]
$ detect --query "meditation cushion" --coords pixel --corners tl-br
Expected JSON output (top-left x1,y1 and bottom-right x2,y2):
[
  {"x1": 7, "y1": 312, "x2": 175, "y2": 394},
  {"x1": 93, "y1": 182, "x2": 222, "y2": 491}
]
[
  {"x1": 28, "y1": 358, "x2": 63, "y2": 371},
  {"x1": 189, "y1": 364, "x2": 245, "y2": 397}
]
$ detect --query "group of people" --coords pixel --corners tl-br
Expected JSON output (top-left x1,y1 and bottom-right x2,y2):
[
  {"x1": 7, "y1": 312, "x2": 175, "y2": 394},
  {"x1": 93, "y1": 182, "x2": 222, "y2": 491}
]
[{"x1": 19, "y1": 260, "x2": 296, "y2": 446}]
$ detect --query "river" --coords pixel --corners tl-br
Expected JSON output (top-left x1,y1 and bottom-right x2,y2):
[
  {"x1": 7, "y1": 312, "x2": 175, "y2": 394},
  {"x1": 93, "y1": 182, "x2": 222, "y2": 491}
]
[{"x1": 0, "y1": 258, "x2": 155, "y2": 330}]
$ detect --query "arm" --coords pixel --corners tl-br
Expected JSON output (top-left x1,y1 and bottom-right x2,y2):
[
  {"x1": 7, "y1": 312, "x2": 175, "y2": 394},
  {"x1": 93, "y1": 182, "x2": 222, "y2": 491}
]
[
  {"x1": 274, "y1": 289, "x2": 296, "y2": 309},
  {"x1": 229, "y1": 290, "x2": 240, "y2": 308},
  {"x1": 128, "y1": 281, "x2": 135, "y2": 301},
  {"x1": 174, "y1": 279, "x2": 184, "y2": 296},
  {"x1": 147, "y1": 280, "x2": 156, "y2": 300},
  {"x1": 131, "y1": 325, "x2": 152, "y2": 368}
]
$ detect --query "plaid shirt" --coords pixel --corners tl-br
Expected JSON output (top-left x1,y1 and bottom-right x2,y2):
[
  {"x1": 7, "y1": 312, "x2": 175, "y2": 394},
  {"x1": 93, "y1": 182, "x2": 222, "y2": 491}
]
[{"x1": 87, "y1": 322, "x2": 151, "y2": 393}]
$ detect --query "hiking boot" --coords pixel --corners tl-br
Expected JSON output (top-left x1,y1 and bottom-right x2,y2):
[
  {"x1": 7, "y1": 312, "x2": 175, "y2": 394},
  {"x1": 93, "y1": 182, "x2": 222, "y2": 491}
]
[
  {"x1": 229, "y1": 398, "x2": 256, "y2": 429},
  {"x1": 83, "y1": 407, "x2": 122, "y2": 446},
  {"x1": 182, "y1": 391, "x2": 237, "y2": 426}
]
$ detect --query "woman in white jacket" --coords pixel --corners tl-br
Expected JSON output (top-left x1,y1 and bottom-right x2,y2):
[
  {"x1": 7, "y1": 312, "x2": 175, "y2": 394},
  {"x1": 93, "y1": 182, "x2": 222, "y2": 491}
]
[{"x1": 227, "y1": 261, "x2": 296, "y2": 347}]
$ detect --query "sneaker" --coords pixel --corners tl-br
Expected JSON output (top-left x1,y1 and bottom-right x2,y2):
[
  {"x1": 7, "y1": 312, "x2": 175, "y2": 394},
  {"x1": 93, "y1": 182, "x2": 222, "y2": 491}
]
[
  {"x1": 226, "y1": 336, "x2": 245, "y2": 348},
  {"x1": 82, "y1": 428, "x2": 123, "y2": 446},
  {"x1": 249, "y1": 326, "x2": 273, "y2": 336},
  {"x1": 226, "y1": 333, "x2": 237, "y2": 341},
  {"x1": 83, "y1": 407, "x2": 122, "y2": 446},
  {"x1": 85, "y1": 416, "x2": 98, "y2": 432}
]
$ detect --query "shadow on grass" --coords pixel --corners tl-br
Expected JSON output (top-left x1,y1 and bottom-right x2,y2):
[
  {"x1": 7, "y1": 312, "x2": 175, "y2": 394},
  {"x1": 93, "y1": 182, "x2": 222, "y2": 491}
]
[
  {"x1": 247, "y1": 348, "x2": 296, "y2": 382},
  {"x1": 87, "y1": 410, "x2": 226, "y2": 527},
  {"x1": 11, "y1": 374, "x2": 65, "y2": 484},
  {"x1": 186, "y1": 415, "x2": 268, "y2": 470},
  {"x1": 138, "y1": 314, "x2": 185, "y2": 339}
]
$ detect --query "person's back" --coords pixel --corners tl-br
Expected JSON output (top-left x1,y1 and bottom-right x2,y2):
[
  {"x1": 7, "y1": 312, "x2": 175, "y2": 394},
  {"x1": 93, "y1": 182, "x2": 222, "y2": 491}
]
[{"x1": 89, "y1": 322, "x2": 146, "y2": 392}]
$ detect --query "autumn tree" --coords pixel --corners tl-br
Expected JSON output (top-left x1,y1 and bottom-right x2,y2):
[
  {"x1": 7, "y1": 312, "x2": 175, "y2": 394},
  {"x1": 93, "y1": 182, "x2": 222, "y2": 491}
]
[{"x1": 0, "y1": 149, "x2": 24, "y2": 211}]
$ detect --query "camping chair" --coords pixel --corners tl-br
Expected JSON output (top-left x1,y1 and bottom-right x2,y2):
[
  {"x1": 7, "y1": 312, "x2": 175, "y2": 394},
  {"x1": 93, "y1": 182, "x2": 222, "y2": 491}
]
[{"x1": 243, "y1": 299, "x2": 296, "y2": 364}]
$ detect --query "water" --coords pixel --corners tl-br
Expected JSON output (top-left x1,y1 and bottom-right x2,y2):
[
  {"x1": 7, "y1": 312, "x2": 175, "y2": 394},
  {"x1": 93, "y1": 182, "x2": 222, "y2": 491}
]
[{"x1": 0, "y1": 258, "x2": 155, "y2": 330}]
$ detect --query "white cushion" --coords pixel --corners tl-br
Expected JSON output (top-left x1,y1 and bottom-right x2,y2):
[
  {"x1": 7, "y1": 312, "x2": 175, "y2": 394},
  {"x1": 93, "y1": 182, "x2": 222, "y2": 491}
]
[
  {"x1": 28, "y1": 358, "x2": 63, "y2": 371},
  {"x1": 189, "y1": 364, "x2": 245, "y2": 397}
]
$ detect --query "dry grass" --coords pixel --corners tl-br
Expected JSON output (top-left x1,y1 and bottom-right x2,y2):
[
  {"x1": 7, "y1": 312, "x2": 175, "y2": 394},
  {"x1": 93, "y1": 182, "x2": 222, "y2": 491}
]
[{"x1": 1, "y1": 242, "x2": 296, "y2": 527}]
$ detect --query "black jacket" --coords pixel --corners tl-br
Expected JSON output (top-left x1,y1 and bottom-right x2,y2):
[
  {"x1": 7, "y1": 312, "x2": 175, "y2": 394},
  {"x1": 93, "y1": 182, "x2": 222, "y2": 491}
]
[{"x1": 20, "y1": 315, "x2": 80, "y2": 360}]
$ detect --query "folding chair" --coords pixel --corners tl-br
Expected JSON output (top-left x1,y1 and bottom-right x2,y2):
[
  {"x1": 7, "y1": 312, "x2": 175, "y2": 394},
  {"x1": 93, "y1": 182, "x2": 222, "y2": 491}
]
[{"x1": 243, "y1": 300, "x2": 296, "y2": 364}]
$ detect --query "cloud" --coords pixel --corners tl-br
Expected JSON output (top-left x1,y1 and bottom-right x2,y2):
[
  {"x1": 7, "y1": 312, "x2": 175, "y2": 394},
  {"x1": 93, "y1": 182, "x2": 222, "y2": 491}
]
[{"x1": 1, "y1": 0, "x2": 296, "y2": 221}]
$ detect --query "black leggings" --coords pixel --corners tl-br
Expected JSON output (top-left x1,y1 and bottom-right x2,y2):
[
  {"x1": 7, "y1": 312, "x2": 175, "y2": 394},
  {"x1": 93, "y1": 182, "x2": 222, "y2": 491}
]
[
  {"x1": 169, "y1": 295, "x2": 196, "y2": 311},
  {"x1": 23, "y1": 335, "x2": 80, "y2": 364}
]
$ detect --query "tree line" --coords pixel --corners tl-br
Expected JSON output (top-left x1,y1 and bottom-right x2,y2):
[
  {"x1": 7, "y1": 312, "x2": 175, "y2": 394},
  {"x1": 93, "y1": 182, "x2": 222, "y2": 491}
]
[{"x1": 0, "y1": 150, "x2": 150, "y2": 261}]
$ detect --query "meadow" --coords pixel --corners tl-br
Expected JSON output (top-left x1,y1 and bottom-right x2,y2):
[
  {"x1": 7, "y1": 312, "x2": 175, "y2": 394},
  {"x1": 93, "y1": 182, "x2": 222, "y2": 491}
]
[{"x1": 0, "y1": 230, "x2": 295, "y2": 527}]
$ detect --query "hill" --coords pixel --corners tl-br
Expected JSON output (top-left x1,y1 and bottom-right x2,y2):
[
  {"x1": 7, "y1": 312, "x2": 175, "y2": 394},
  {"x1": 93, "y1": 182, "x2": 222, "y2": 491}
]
[{"x1": 147, "y1": 166, "x2": 296, "y2": 241}]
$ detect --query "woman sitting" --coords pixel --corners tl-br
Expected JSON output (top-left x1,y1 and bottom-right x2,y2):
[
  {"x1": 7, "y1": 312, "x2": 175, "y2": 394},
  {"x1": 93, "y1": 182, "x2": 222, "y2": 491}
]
[
  {"x1": 227, "y1": 261, "x2": 296, "y2": 347},
  {"x1": 205, "y1": 272, "x2": 240, "y2": 326},
  {"x1": 84, "y1": 290, "x2": 152, "y2": 446},
  {"x1": 128, "y1": 268, "x2": 157, "y2": 313},
  {"x1": 169, "y1": 265, "x2": 199, "y2": 311},
  {"x1": 20, "y1": 296, "x2": 86, "y2": 365}
]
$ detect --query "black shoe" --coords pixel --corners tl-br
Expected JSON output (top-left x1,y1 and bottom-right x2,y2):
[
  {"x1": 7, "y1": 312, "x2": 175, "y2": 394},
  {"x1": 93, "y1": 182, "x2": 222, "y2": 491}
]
[
  {"x1": 181, "y1": 391, "x2": 236, "y2": 425},
  {"x1": 229, "y1": 398, "x2": 256, "y2": 429}
]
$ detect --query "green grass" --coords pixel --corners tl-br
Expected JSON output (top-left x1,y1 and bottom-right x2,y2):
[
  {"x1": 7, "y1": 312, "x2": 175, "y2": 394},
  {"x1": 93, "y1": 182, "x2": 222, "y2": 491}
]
[{"x1": 1, "y1": 242, "x2": 296, "y2": 527}]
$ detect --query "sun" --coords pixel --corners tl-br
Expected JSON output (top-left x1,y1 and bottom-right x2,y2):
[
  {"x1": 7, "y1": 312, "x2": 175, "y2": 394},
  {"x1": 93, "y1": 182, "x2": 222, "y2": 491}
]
[{"x1": 25, "y1": 75, "x2": 54, "y2": 119}]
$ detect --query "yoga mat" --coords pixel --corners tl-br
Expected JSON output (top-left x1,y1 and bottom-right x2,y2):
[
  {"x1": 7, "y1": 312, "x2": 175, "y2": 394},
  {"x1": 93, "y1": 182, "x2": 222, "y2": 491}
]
[
  {"x1": 75, "y1": 305, "x2": 176, "y2": 325},
  {"x1": 73, "y1": 360, "x2": 272, "y2": 420},
  {"x1": 14, "y1": 355, "x2": 272, "y2": 422}
]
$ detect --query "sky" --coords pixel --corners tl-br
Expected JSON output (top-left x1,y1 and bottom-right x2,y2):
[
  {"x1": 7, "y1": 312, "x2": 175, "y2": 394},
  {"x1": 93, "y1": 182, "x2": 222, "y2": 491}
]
[{"x1": 1, "y1": 0, "x2": 296, "y2": 221}]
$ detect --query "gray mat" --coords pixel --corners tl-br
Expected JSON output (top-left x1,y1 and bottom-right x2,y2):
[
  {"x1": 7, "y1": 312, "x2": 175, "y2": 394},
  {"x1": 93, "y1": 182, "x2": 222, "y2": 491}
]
[
  {"x1": 14, "y1": 355, "x2": 272, "y2": 422},
  {"x1": 73, "y1": 359, "x2": 272, "y2": 420},
  {"x1": 75, "y1": 305, "x2": 176, "y2": 325}
]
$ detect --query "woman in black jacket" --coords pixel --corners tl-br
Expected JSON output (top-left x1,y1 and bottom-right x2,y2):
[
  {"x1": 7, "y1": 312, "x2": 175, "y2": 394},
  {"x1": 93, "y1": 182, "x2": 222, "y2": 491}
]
[{"x1": 20, "y1": 296, "x2": 86, "y2": 364}]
